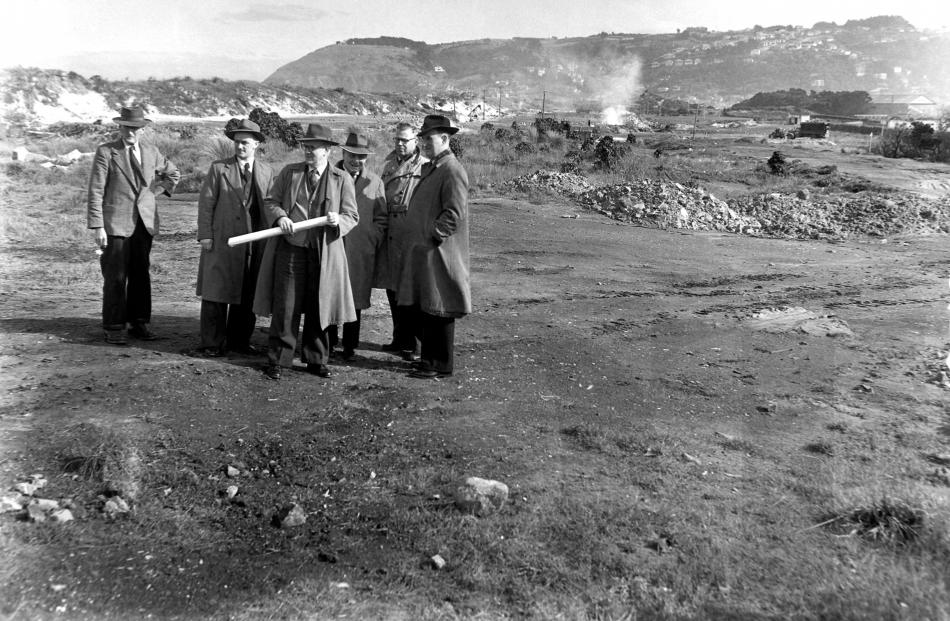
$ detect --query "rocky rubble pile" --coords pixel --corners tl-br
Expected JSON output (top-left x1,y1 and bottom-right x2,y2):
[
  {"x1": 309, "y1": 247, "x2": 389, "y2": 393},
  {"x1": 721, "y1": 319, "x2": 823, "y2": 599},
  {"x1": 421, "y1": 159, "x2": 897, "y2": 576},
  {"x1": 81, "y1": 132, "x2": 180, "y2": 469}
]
[
  {"x1": 577, "y1": 179, "x2": 762, "y2": 234},
  {"x1": 507, "y1": 170, "x2": 950, "y2": 240},
  {"x1": 501, "y1": 170, "x2": 595, "y2": 197}
]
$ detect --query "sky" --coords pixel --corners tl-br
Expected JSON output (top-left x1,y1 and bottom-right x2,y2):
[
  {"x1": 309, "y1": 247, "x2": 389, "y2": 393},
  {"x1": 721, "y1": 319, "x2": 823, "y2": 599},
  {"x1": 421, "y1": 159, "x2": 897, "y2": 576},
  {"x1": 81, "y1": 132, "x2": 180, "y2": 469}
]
[{"x1": 3, "y1": 0, "x2": 945, "y2": 81}]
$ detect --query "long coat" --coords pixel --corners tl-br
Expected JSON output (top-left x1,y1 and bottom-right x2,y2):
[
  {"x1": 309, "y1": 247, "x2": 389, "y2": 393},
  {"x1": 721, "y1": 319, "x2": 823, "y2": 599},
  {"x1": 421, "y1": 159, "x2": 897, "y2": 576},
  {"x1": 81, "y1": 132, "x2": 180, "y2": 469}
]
[
  {"x1": 87, "y1": 139, "x2": 180, "y2": 236},
  {"x1": 252, "y1": 162, "x2": 359, "y2": 329},
  {"x1": 335, "y1": 162, "x2": 387, "y2": 310},
  {"x1": 375, "y1": 149, "x2": 427, "y2": 290},
  {"x1": 396, "y1": 150, "x2": 471, "y2": 317},
  {"x1": 195, "y1": 157, "x2": 275, "y2": 304}
]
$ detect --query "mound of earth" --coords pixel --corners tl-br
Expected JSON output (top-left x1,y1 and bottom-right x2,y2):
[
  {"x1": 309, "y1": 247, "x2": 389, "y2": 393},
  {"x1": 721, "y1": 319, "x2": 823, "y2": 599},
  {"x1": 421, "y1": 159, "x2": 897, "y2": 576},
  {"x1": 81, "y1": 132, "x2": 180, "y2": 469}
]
[{"x1": 500, "y1": 170, "x2": 595, "y2": 197}]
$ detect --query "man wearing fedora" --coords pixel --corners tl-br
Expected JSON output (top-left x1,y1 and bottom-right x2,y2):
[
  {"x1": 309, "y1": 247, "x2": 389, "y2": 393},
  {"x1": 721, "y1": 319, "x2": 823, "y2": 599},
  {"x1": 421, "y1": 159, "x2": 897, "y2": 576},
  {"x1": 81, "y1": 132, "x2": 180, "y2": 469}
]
[
  {"x1": 253, "y1": 124, "x2": 359, "y2": 380},
  {"x1": 194, "y1": 119, "x2": 274, "y2": 356},
  {"x1": 330, "y1": 131, "x2": 387, "y2": 360},
  {"x1": 397, "y1": 114, "x2": 471, "y2": 379},
  {"x1": 87, "y1": 105, "x2": 180, "y2": 345},
  {"x1": 377, "y1": 122, "x2": 427, "y2": 361}
]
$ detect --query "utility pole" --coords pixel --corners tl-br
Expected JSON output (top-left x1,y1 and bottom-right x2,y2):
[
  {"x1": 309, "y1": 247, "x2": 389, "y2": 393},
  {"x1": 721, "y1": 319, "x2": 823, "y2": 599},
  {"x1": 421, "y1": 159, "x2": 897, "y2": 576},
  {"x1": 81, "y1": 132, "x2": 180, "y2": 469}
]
[
  {"x1": 482, "y1": 89, "x2": 486, "y2": 120},
  {"x1": 541, "y1": 90, "x2": 547, "y2": 117}
]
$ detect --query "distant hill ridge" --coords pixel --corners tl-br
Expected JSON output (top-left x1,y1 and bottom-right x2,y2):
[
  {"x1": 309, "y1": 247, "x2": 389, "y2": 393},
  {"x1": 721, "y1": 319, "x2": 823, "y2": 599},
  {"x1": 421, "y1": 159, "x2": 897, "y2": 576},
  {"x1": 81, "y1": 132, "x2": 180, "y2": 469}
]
[{"x1": 266, "y1": 15, "x2": 950, "y2": 108}]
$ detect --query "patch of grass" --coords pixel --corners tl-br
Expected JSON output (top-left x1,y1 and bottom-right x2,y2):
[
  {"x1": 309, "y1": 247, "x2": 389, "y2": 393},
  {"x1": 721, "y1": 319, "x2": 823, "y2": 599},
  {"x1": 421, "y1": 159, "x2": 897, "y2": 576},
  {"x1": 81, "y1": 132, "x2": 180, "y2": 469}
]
[
  {"x1": 804, "y1": 440, "x2": 834, "y2": 456},
  {"x1": 560, "y1": 423, "x2": 642, "y2": 454},
  {"x1": 54, "y1": 423, "x2": 143, "y2": 500},
  {"x1": 842, "y1": 497, "x2": 925, "y2": 544}
]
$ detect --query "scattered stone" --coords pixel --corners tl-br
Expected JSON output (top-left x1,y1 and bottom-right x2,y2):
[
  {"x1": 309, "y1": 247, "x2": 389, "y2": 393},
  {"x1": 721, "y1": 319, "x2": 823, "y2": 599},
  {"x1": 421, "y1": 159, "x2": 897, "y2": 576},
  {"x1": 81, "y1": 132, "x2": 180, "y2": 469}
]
[
  {"x1": 13, "y1": 482, "x2": 37, "y2": 496},
  {"x1": 430, "y1": 554, "x2": 447, "y2": 570},
  {"x1": 103, "y1": 496, "x2": 130, "y2": 518},
  {"x1": 927, "y1": 453, "x2": 950, "y2": 466},
  {"x1": 226, "y1": 485, "x2": 239, "y2": 499},
  {"x1": 50, "y1": 509, "x2": 74, "y2": 523},
  {"x1": 796, "y1": 188, "x2": 810, "y2": 200},
  {"x1": 0, "y1": 494, "x2": 25, "y2": 513},
  {"x1": 26, "y1": 499, "x2": 60, "y2": 522},
  {"x1": 272, "y1": 503, "x2": 307, "y2": 528},
  {"x1": 682, "y1": 452, "x2": 702, "y2": 465},
  {"x1": 501, "y1": 170, "x2": 595, "y2": 197},
  {"x1": 225, "y1": 465, "x2": 240, "y2": 478},
  {"x1": 50, "y1": 584, "x2": 67, "y2": 592},
  {"x1": 756, "y1": 403, "x2": 777, "y2": 414},
  {"x1": 928, "y1": 467, "x2": 950, "y2": 486},
  {"x1": 454, "y1": 477, "x2": 509, "y2": 517}
]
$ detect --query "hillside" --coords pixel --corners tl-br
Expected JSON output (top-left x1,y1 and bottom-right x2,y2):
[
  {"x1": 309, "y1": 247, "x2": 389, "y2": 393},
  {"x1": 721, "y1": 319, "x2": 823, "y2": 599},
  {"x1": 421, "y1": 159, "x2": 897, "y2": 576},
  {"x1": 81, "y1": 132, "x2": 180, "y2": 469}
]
[
  {"x1": 0, "y1": 68, "x2": 424, "y2": 127},
  {"x1": 265, "y1": 16, "x2": 950, "y2": 109}
]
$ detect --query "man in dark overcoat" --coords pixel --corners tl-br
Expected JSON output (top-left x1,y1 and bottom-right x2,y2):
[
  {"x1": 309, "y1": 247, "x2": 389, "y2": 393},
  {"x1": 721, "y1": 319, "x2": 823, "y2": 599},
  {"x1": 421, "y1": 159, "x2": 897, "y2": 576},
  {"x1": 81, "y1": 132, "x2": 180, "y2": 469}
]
[
  {"x1": 87, "y1": 106, "x2": 180, "y2": 345},
  {"x1": 397, "y1": 115, "x2": 471, "y2": 379},
  {"x1": 330, "y1": 131, "x2": 387, "y2": 360},
  {"x1": 253, "y1": 124, "x2": 359, "y2": 380},
  {"x1": 195, "y1": 119, "x2": 274, "y2": 356}
]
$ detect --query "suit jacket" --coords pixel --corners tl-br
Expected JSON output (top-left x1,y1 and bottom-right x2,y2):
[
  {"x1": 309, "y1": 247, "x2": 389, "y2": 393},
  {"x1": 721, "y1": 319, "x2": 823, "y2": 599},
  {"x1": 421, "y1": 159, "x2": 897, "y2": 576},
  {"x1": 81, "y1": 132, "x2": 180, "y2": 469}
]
[
  {"x1": 195, "y1": 157, "x2": 275, "y2": 304},
  {"x1": 336, "y1": 162, "x2": 387, "y2": 310},
  {"x1": 253, "y1": 162, "x2": 359, "y2": 329},
  {"x1": 87, "y1": 138, "x2": 180, "y2": 236}
]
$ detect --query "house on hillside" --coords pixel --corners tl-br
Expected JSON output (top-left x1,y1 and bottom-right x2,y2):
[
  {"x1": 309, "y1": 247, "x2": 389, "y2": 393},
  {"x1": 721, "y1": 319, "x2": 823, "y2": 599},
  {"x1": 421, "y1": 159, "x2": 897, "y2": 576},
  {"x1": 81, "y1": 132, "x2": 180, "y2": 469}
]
[{"x1": 869, "y1": 94, "x2": 938, "y2": 117}]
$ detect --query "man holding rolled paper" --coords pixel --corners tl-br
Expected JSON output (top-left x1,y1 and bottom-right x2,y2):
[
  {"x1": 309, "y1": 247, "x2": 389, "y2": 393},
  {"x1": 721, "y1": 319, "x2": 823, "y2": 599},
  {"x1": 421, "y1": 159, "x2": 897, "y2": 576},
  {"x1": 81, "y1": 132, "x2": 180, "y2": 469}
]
[
  {"x1": 252, "y1": 124, "x2": 359, "y2": 380},
  {"x1": 194, "y1": 119, "x2": 274, "y2": 357}
]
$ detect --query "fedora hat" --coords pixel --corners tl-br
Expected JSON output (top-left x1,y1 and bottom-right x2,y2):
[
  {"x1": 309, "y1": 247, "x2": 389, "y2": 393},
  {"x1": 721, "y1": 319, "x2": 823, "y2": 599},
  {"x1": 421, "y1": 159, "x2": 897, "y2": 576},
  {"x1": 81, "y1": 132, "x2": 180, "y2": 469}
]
[
  {"x1": 113, "y1": 106, "x2": 151, "y2": 128},
  {"x1": 298, "y1": 123, "x2": 338, "y2": 145},
  {"x1": 225, "y1": 118, "x2": 265, "y2": 142},
  {"x1": 340, "y1": 132, "x2": 372, "y2": 155},
  {"x1": 417, "y1": 114, "x2": 459, "y2": 136}
]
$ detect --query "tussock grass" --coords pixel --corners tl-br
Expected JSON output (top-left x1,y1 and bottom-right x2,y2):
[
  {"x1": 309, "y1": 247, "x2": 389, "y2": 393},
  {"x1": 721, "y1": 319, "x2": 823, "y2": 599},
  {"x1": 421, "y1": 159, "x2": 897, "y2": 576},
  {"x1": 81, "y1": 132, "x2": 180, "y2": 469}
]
[{"x1": 54, "y1": 422, "x2": 143, "y2": 500}]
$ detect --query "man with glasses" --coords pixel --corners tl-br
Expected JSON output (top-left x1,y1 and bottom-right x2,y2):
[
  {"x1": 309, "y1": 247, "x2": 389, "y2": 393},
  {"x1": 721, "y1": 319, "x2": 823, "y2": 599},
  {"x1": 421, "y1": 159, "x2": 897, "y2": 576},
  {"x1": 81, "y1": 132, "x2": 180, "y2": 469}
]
[
  {"x1": 87, "y1": 106, "x2": 180, "y2": 345},
  {"x1": 252, "y1": 124, "x2": 359, "y2": 380},
  {"x1": 377, "y1": 122, "x2": 428, "y2": 361}
]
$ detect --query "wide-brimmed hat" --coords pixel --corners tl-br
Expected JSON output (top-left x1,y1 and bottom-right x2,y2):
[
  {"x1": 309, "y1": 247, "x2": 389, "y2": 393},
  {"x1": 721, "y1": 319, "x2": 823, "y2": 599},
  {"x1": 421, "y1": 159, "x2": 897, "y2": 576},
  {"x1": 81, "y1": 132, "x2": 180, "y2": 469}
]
[
  {"x1": 340, "y1": 132, "x2": 372, "y2": 155},
  {"x1": 113, "y1": 106, "x2": 151, "y2": 128},
  {"x1": 417, "y1": 114, "x2": 459, "y2": 136},
  {"x1": 225, "y1": 118, "x2": 265, "y2": 142},
  {"x1": 298, "y1": 123, "x2": 338, "y2": 145}
]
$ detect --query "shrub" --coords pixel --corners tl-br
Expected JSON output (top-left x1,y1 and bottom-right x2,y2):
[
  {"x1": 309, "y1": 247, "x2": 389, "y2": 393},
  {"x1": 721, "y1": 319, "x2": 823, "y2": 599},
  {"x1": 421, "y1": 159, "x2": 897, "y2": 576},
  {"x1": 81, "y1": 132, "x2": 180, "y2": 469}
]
[
  {"x1": 767, "y1": 150, "x2": 789, "y2": 174},
  {"x1": 247, "y1": 108, "x2": 304, "y2": 147},
  {"x1": 593, "y1": 136, "x2": 628, "y2": 170}
]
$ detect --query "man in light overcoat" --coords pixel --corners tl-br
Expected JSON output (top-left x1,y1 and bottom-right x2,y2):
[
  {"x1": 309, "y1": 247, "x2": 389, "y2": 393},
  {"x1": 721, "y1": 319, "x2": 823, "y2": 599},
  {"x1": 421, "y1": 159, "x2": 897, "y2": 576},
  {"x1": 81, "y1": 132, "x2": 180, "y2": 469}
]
[
  {"x1": 397, "y1": 115, "x2": 471, "y2": 379},
  {"x1": 253, "y1": 124, "x2": 359, "y2": 380},
  {"x1": 377, "y1": 121, "x2": 427, "y2": 360},
  {"x1": 87, "y1": 106, "x2": 180, "y2": 345},
  {"x1": 195, "y1": 119, "x2": 274, "y2": 356}
]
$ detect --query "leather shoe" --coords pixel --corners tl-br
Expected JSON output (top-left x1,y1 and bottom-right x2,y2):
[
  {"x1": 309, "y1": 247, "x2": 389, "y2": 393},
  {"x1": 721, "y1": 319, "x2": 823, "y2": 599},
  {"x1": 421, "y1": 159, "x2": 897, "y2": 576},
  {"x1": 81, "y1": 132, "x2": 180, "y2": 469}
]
[
  {"x1": 231, "y1": 343, "x2": 263, "y2": 356},
  {"x1": 306, "y1": 363, "x2": 332, "y2": 378},
  {"x1": 129, "y1": 324, "x2": 158, "y2": 340},
  {"x1": 192, "y1": 346, "x2": 224, "y2": 358},
  {"x1": 263, "y1": 364, "x2": 282, "y2": 380},
  {"x1": 341, "y1": 348, "x2": 355, "y2": 361},
  {"x1": 410, "y1": 368, "x2": 452, "y2": 379},
  {"x1": 104, "y1": 330, "x2": 128, "y2": 345},
  {"x1": 401, "y1": 350, "x2": 420, "y2": 362}
]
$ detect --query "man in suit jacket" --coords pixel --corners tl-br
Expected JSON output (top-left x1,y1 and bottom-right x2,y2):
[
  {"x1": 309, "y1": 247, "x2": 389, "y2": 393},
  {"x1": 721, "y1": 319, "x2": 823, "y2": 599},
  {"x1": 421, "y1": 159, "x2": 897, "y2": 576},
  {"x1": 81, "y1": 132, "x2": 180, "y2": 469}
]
[
  {"x1": 195, "y1": 119, "x2": 275, "y2": 356},
  {"x1": 87, "y1": 106, "x2": 180, "y2": 345},
  {"x1": 252, "y1": 124, "x2": 359, "y2": 380},
  {"x1": 329, "y1": 131, "x2": 387, "y2": 360},
  {"x1": 397, "y1": 115, "x2": 471, "y2": 379}
]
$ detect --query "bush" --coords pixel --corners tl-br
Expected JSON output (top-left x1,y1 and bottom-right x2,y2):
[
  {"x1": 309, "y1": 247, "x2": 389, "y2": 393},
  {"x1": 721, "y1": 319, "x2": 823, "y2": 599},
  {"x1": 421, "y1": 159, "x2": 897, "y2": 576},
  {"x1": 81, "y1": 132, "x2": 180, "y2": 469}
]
[
  {"x1": 767, "y1": 150, "x2": 789, "y2": 174},
  {"x1": 593, "y1": 136, "x2": 628, "y2": 170},
  {"x1": 449, "y1": 135, "x2": 465, "y2": 159},
  {"x1": 247, "y1": 108, "x2": 304, "y2": 147}
]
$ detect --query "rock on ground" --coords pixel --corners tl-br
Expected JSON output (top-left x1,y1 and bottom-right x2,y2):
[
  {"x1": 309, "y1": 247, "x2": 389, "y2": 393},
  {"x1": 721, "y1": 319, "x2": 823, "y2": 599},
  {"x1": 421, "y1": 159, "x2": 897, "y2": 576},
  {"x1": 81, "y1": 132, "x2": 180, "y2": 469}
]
[{"x1": 454, "y1": 477, "x2": 509, "y2": 516}]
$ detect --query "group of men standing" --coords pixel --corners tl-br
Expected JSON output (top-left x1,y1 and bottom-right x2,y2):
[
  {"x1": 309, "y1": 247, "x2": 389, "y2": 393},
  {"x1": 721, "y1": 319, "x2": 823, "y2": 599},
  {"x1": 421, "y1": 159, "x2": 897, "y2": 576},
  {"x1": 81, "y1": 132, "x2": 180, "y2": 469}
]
[{"x1": 87, "y1": 106, "x2": 471, "y2": 381}]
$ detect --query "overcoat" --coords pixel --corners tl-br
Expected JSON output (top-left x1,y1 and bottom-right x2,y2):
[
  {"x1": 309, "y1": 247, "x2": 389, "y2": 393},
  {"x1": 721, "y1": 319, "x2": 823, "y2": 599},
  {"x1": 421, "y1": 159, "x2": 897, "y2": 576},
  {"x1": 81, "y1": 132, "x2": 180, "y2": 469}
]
[
  {"x1": 396, "y1": 150, "x2": 471, "y2": 317},
  {"x1": 335, "y1": 162, "x2": 387, "y2": 309},
  {"x1": 195, "y1": 157, "x2": 275, "y2": 304},
  {"x1": 87, "y1": 139, "x2": 180, "y2": 236},
  {"x1": 252, "y1": 163, "x2": 359, "y2": 329},
  {"x1": 375, "y1": 149, "x2": 427, "y2": 290}
]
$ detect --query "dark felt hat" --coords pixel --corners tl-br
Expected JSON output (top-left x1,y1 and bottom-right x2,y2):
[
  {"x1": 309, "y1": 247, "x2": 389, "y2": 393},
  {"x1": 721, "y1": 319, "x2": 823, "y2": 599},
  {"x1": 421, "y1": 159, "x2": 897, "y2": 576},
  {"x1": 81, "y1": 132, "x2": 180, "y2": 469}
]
[
  {"x1": 298, "y1": 123, "x2": 338, "y2": 145},
  {"x1": 417, "y1": 114, "x2": 459, "y2": 136},
  {"x1": 340, "y1": 132, "x2": 372, "y2": 155},
  {"x1": 113, "y1": 106, "x2": 151, "y2": 127},
  {"x1": 225, "y1": 118, "x2": 265, "y2": 142}
]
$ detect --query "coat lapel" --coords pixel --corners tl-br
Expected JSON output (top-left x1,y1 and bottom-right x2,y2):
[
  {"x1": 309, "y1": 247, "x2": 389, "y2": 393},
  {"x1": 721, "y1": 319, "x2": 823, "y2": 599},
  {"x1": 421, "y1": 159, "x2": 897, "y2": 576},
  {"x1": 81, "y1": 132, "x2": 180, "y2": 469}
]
[{"x1": 112, "y1": 144, "x2": 137, "y2": 189}]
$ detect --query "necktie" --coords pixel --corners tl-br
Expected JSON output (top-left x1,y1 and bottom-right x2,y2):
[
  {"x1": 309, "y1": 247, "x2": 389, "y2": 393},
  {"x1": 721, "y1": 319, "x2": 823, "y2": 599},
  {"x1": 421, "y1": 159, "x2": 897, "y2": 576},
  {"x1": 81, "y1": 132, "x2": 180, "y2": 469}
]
[
  {"x1": 242, "y1": 163, "x2": 251, "y2": 186},
  {"x1": 307, "y1": 168, "x2": 318, "y2": 194},
  {"x1": 129, "y1": 147, "x2": 144, "y2": 186}
]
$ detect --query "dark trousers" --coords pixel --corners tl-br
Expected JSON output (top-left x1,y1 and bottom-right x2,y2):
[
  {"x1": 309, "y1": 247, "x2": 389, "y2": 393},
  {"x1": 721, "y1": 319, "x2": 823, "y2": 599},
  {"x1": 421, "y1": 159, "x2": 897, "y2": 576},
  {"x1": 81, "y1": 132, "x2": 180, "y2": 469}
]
[
  {"x1": 417, "y1": 309, "x2": 456, "y2": 374},
  {"x1": 100, "y1": 218, "x2": 152, "y2": 331},
  {"x1": 329, "y1": 309, "x2": 362, "y2": 353},
  {"x1": 387, "y1": 290, "x2": 419, "y2": 353},
  {"x1": 199, "y1": 300, "x2": 256, "y2": 351},
  {"x1": 199, "y1": 243, "x2": 261, "y2": 351},
  {"x1": 267, "y1": 241, "x2": 329, "y2": 367}
]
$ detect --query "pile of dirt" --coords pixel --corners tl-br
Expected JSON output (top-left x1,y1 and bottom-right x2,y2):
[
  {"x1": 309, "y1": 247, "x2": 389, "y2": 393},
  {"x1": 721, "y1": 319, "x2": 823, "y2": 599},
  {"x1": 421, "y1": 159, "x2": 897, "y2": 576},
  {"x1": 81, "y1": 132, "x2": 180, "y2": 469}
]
[
  {"x1": 577, "y1": 179, "x2": 762, "y2": 234},
  {"x1": 737, "y1": 193, "x2": 950, "y2": 239},
  {"x1": 501, "y1": 170, "x2": 595, "y2": 197}
]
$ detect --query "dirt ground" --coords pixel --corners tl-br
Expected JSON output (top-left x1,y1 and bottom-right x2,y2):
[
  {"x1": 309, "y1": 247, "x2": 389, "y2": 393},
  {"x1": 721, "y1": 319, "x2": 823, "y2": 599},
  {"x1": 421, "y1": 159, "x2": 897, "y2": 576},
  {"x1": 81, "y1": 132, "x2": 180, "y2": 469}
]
[{"x1": 1, "y1": 133, "x2": 949, "y2": 619}]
